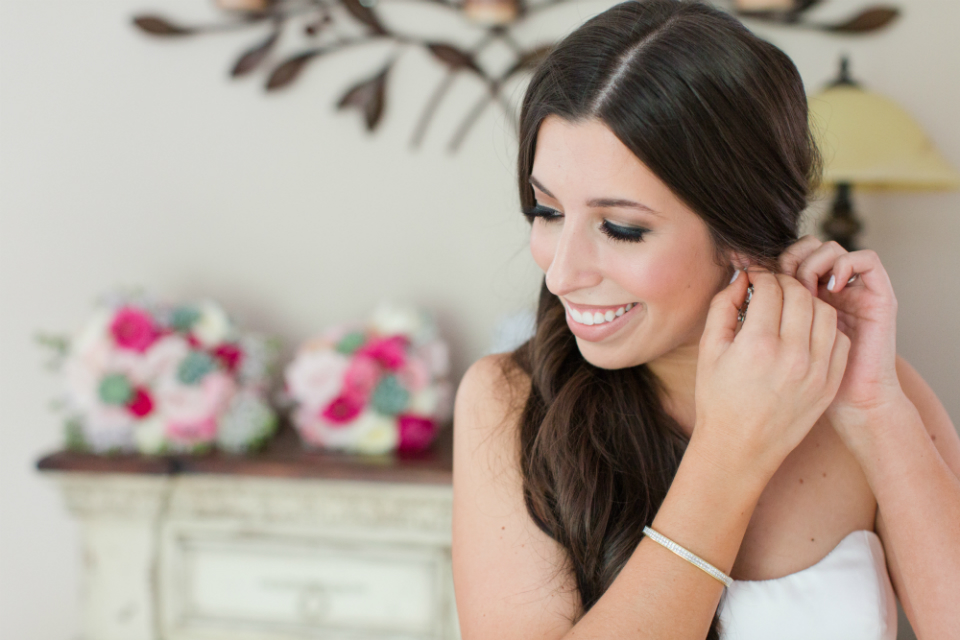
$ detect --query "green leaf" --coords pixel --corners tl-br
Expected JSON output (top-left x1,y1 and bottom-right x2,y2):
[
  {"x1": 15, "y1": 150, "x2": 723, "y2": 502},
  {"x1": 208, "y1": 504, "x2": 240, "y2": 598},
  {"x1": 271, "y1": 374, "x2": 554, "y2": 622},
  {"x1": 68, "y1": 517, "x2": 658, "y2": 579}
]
[
  {"x1": 177, "y1": 351, "x2": 217, "y2": 385},
  {"x1": 99, "y1": 374, "x2": 133, "y2": 405},
  {"x1": 371, "y1": 375, "x2": 409, "y2": 415}
]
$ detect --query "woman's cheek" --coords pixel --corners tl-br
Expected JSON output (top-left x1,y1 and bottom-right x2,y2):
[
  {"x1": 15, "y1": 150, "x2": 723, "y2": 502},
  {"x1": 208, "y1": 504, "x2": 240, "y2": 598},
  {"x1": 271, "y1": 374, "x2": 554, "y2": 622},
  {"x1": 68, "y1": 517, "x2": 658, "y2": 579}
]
[
  {"x1": 623, "y1": 252, "x2": 677, "y2": 303},
  {"x1": 529, "y1": 225, "x2": 556, "y2": 274}
]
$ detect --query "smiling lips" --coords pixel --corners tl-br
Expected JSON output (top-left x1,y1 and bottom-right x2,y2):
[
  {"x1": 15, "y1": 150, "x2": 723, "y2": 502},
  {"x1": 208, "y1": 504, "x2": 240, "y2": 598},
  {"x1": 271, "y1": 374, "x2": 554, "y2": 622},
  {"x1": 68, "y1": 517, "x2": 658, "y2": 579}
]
[{"x1": 563, "y1": 299, "x2": 639, "y2": 326}]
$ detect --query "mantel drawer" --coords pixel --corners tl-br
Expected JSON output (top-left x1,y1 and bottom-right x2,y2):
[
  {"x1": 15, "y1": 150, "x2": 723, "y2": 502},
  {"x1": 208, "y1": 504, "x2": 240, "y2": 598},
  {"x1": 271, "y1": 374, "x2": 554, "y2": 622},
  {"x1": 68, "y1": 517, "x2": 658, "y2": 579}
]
[{"x1": 162, "y1": 531, "x2": 455, "y2": 640}]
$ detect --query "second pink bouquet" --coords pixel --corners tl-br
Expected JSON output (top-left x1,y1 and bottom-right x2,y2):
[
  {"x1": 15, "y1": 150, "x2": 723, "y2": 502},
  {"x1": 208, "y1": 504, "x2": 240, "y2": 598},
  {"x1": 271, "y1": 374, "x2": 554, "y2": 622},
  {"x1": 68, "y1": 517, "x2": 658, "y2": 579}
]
[{"x1": 284, "y1": 302, "x2": 453, "y2": 455}]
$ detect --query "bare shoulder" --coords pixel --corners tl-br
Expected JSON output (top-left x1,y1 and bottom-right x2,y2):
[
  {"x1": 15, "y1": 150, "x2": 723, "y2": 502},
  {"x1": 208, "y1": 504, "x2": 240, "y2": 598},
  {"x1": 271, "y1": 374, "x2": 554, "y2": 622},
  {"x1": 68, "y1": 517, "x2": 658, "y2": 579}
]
[
  {"x1": 454, "y1": 353, "x2": 530, "y2": 447},
  {"x1": 452, "y1": 353, "x2": 577, "y2": 640},
  {"x1": 896, "y1": 355, "x2": 960, "y2": 475}
]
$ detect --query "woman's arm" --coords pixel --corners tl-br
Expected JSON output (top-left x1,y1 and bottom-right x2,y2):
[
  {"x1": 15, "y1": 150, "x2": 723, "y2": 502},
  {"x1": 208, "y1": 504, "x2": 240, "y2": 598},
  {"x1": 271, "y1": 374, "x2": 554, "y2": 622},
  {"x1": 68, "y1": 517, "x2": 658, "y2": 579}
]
[
  {"x1": 453, "y1": 270, "x2": 849, "y2": 640},
  {"x1": 780, "y1": 236, "x2": 960, "y2": 638},
  {"x1": 452, "y1": 353, "x2": 767, "y2": 640},
  {"x1": 851, "y1": 358, "x2": 960, "y2": 639}
]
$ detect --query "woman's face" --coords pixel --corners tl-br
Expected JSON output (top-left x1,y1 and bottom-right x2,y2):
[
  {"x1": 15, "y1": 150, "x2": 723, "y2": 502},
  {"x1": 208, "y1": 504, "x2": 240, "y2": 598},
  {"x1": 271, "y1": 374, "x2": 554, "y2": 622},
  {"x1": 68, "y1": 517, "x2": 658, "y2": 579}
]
[{"x1": 528, "y1": 115, "x2": 733, "y2": 370}]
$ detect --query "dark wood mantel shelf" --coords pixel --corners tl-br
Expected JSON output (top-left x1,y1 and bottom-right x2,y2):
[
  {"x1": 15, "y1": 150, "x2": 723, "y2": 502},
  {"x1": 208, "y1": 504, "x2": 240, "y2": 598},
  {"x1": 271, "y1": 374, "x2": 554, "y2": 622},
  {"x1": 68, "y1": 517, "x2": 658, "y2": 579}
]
[{"x1": 36, "y1": 423, "x2": 453, "y2": 485}]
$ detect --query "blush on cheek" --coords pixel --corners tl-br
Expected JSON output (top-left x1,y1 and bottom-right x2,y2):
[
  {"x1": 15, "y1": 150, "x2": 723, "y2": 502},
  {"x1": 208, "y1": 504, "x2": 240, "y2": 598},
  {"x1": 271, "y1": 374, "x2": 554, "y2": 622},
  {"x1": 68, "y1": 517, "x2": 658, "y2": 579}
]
[{"x1": 625, "y1": 254, "x2": 679, "y2": 301}]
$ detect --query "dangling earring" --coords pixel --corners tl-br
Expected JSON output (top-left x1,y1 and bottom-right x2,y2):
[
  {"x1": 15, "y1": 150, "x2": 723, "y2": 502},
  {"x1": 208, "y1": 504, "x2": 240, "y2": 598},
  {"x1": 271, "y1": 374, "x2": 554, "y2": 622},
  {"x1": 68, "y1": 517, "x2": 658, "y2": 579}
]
[{"x1": 737, "y1": 285, "x2": 754, "y2": 324}]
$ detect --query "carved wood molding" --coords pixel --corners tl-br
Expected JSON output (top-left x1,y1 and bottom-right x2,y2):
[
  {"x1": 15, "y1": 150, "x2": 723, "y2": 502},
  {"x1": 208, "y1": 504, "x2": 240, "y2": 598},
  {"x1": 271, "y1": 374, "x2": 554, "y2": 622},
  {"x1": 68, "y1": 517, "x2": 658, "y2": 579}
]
[{"x1": 166, "y1": 477, "x2": 454, "y2": 536}]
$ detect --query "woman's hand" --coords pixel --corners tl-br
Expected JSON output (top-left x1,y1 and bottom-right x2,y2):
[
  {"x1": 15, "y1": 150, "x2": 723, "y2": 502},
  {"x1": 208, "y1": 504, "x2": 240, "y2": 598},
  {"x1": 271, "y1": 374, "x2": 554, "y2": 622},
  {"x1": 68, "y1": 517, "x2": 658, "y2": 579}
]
[
  {"x1": 692, "y1": 269, "x2": 851, "y2": 480},
  {"x1": 779, "y1": 236, "x2": 903, "y2": 441}
]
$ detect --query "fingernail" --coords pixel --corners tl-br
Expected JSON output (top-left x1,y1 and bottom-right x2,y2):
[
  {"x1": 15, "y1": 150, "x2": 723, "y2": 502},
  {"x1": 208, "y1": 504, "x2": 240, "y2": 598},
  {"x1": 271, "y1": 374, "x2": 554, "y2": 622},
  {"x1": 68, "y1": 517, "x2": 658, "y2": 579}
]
[
  {"x1": 729, "y1": 269, "x2": 740, "y2": 284},
  {"x1": 827, "y1": 275, "x2": 836, "y2": 291}
]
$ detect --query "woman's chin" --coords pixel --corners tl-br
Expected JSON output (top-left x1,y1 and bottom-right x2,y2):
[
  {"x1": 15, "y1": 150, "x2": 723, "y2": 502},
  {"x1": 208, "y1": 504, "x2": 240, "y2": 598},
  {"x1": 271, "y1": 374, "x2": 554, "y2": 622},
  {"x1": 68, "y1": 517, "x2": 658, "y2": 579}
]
[{"x1": 575, "y1": 339, "x2": 650, "y2": 371}]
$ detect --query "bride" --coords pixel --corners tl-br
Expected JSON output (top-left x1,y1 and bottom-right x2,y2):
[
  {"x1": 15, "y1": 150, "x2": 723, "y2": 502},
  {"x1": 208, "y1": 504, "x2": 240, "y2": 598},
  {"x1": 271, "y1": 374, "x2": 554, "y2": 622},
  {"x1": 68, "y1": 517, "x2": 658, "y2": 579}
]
[{"x1": 450, "y1": 1, "x2": 960, "y2": 638}]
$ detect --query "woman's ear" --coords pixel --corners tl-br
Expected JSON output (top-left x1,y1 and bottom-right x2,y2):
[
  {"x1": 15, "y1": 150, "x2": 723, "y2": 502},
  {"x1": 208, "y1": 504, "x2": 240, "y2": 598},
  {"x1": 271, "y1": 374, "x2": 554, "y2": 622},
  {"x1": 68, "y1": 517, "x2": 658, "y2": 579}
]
[{"x1": 726, "y1": 251, "x2": 753, "y2": 272}]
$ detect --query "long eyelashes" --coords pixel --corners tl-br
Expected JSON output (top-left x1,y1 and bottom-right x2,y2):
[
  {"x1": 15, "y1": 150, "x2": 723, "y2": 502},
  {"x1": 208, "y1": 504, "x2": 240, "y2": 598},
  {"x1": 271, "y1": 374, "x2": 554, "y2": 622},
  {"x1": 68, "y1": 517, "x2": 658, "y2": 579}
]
[{"x1": 521, "y1": 204, "x2": 649, "y2": 243}]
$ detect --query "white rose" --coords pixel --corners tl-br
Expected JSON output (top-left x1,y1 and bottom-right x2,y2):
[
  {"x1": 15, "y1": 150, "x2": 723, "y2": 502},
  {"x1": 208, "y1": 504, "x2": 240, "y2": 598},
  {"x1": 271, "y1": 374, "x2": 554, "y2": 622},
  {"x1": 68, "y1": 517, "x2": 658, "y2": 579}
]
[
  {"x1": 409, "y1": 387, "x2": 439, "y2": 416},
  {"x1": 81, "y1": 404, "x2": 136, "y2": 452},
  {"x1": 355, "y1": 415, "x2": 398, "y2": 456},
  {"x1": 141, "y1": 334, "x2": 191, "y2": 382},
  {"x1": 134, "y1": 415, "x2": 168, "y2": 455},
  {"x1": 284, "y1": 348, "x2": 350, "y2": 411},
  {"x1": 192, "y1": 301, "x2": 234, "y2": 347},
  {"x1": 292, "y1": 409, "x2": 397, "y2": 454},
  {"x1": 369, "y1": 301, "x2": 435, "y2": 343},
  {"x1": 73, "y1": 308, "x2": 112, "y2": 355}
]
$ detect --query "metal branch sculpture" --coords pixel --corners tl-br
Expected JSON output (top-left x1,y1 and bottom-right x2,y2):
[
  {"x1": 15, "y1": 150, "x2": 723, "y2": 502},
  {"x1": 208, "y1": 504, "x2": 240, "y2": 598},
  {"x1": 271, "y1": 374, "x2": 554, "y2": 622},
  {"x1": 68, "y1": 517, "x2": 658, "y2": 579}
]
[{"x1": 132, "y1": 0, "x2": 900, "y2": 152}]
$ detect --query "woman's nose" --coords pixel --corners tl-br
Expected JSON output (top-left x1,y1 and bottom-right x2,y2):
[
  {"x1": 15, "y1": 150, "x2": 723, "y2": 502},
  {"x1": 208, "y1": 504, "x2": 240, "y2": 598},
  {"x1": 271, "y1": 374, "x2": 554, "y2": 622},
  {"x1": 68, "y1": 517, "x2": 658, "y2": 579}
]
[{"x1": 545, "y1": 223, "x2": 602, "y2": 296}]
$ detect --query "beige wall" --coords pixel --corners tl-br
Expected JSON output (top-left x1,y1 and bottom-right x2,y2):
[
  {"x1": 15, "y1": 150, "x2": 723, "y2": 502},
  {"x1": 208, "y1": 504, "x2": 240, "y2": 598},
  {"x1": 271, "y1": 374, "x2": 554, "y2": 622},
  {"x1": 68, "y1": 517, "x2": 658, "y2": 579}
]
[{"x1": 1, "y1": 0, "x2": 956, "y2": 638}]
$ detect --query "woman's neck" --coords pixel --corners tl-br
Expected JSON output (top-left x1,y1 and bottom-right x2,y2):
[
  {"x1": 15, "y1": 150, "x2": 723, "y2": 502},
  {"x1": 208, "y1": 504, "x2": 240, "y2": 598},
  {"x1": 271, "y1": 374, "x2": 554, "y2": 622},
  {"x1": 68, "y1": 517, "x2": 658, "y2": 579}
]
[{"x1": 648, "y1": 343, "x2": 700, "y2": 438}]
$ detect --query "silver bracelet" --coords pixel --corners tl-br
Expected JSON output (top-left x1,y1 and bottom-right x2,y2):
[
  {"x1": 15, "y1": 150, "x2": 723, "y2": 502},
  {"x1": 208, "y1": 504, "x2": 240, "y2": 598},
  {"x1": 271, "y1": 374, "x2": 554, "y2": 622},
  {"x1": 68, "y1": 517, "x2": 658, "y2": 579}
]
[{"x1": 643, "y1": 526, "x2": 734, "y2": 588}]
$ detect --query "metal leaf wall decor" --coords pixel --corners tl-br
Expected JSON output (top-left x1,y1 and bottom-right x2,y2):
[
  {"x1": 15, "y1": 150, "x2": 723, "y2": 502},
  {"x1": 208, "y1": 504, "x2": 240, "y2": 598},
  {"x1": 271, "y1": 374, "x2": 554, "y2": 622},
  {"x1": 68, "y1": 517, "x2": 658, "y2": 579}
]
[{"x1": 132, "y1": 0, "x2": 901, "y2": 152}]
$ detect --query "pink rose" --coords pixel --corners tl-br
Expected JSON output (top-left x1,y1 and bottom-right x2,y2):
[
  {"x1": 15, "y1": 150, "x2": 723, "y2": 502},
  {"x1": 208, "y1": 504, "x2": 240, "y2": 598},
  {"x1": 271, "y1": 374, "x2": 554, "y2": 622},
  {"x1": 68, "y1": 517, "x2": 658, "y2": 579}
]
[
  {"x1": 166, "y1": 416, "x2": 218, "y2": 445},
  {"x1": 343, "y1": 355, "x2": 380, "y2": 400},
  {"x1": 157, "y1": 371, "x2": 236, "y2": 426},
  {"x1": 126, "y1": 387, "x2": 154, "y2": 418},
  {"x1": 415, "y1": 340, "x2": 450, "y2": 377},
  {"x1": 397, "y1": 414, "x2": 437, "y2": 452},
  {"x1": 356, "y1": 335, "x2": 408, "y2": 371},
  {"x1": 110, "y1": 307, "x2": 160, "y2": 353},
  {"x1": 320, "y1": 393, "x2": 364, "y2": 425},
  {"x1": 397, "y1": 356, "x2": 430, "y2": 393},
  {"x1": 292, "y1": 406, "x2": 327, "y2": 447},
  {"x1": 284, "y1": 349, "x2": 350, "y2": 411},
  {"x1": 212, "y1": 342, "x2": 243, "y2": 373}
]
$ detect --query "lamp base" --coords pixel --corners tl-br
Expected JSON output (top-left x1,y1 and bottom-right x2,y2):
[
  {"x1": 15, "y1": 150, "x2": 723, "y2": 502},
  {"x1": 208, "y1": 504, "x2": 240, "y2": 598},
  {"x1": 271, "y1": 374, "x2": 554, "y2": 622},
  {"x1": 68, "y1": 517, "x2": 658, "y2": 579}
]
[{"x1": 821, "y1": 182, "x2": 862, "y2": 251}]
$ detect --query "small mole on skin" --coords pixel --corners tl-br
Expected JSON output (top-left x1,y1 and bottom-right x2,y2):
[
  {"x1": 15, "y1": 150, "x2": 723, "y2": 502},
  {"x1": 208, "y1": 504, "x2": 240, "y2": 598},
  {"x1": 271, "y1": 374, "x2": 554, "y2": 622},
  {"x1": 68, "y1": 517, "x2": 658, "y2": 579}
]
[
  {"x1": 502, "y1": 526, "x2": 505, "y2": 530},
  {"x1": 822, "y1": 473, "x2": 827, "y2": 478},
  {"x1": 815, "y1": 442, "x2": 820, "y2": 448},
  {"x1": 811, "y1": 538, "x2": 815, "y2": 542},
  {"x1": 799, "y1": 478, "x2": 804, "y2": 484},
  {"x1": 932, "y1": 434, "x2": 937, "y2": 441}
]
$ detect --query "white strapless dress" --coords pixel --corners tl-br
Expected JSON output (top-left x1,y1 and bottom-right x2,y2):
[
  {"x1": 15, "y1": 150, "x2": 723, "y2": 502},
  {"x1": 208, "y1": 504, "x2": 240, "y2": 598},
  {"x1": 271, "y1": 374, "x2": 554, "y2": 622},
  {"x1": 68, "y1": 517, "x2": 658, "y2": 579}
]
[{"x1": 718, "y1": 530, "x2": 897, "y2": 640}]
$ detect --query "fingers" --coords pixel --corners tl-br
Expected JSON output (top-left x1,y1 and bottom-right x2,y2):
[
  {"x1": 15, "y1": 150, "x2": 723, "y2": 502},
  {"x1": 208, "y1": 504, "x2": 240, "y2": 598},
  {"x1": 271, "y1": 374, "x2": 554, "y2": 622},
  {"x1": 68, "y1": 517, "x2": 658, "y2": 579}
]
[
  {"x1": 825, "y1": 324, "x2": 851, "y2": 397},
  {"x1": 824, "y1": 249, "x2": 893, "y2": 298},
  {"x1": 701, "y1": 268, "x2": 751, "y2": 353},
  {"x1": 741, "y1": 270, "x2": 783, "y2": 336},
  {"x1": 810, "y1": 297, "x2": 840, "y2": 372},
  {"x1": 777, "y1": 274, "x2": 814, "y2": 349},
  {"x1": 778, "y1": 235, "x2": 822, "y2": 280},
  {"x1": 794, "y1": 241, "x2": 847, "y2": 296}
]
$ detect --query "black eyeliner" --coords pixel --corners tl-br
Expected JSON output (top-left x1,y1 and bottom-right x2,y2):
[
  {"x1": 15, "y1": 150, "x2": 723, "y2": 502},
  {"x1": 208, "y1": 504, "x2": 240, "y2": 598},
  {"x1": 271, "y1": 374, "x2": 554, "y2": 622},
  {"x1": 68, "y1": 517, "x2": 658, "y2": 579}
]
[
  {"x1": 602, "y1": 221, "x2": 649, "y2": 243},
  {"x1": 522, "y1": 205, "x2": 649, "y2": 243}
]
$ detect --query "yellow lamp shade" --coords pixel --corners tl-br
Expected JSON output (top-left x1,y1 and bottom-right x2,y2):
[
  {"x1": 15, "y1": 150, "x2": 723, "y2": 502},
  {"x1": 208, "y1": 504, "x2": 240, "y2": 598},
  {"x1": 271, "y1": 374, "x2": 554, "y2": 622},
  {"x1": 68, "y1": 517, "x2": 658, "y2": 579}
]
[{"x1": 808, "y1": 85, "x2": 960, "y2": 191}]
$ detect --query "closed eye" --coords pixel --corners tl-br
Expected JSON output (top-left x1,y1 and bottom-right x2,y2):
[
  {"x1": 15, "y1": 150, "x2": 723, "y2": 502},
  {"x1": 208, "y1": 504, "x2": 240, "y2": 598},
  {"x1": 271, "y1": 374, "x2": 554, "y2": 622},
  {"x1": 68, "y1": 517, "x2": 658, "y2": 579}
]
[
  {"x1": 521, "y1": 204, "x2": 561, "y2": 221},
  {"x1": 523, "y1": 205, "x2": 649, "y2": 243},
  {"x1": 601, "y1": 221, "x2": 649, "y2": 243}
]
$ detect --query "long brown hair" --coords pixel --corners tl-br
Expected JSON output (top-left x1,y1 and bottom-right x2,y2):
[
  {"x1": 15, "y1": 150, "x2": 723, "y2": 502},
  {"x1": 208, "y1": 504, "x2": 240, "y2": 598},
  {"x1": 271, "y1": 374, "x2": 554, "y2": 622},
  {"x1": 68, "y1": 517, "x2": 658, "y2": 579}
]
[{"x1": 508, "y1": 1, "x2": 821, "y2": 637}]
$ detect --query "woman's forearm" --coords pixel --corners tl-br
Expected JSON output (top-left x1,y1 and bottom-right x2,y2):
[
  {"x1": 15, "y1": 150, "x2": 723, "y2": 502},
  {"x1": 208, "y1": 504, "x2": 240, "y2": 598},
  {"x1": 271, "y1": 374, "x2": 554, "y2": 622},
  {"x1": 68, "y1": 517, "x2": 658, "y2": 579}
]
[
  {"x1": 836, "y1": 395, "x2": 960, "y2": 639},
  {"x1": 562, "y1": 436, "x2": 768, "y2": 640}
]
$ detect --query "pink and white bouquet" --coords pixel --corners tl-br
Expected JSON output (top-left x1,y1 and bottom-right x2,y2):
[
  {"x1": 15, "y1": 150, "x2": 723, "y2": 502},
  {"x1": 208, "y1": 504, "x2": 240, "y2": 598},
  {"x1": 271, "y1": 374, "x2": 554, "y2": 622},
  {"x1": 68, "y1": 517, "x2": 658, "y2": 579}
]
[
  {"x1": 284, "y1": 302, "x2": 453, "y2": 455},
  {"x1": 43, "y1": 291, "x2": 280, "y2": 455}
]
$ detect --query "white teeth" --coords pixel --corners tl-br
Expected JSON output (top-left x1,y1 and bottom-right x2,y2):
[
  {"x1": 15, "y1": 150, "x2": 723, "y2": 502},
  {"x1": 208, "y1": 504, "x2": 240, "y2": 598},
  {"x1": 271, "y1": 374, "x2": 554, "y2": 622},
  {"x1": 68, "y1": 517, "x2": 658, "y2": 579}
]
[{"x1": 566, "y1": 302, "x2": 638, "y2": 326}]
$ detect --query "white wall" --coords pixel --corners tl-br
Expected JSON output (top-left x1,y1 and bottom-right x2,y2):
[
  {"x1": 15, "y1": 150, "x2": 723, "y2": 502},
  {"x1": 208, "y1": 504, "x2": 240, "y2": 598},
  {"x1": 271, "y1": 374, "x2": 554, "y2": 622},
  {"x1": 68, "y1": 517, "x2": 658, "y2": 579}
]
[{"x1": 1, "y1": 1, "x2": 956, "y2": 638}]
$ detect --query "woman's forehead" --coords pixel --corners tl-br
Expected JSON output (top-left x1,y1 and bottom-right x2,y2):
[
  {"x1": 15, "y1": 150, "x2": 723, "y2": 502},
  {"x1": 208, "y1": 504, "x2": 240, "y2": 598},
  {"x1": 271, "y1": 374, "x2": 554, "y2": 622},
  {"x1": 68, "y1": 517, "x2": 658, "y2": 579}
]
[{"x1": 531, "y1": 115, "x2": 679, "y2": 216}]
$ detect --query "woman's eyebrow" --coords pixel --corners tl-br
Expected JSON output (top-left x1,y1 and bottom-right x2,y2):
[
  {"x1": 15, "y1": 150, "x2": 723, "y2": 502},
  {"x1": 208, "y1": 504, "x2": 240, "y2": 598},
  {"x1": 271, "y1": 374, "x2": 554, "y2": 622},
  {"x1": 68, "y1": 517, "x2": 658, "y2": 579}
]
[
  {"x1": 529, "y1": 175, "x2": 661, "y2": 217},
  {"x1": 587, "y1": 197, "x2": 660, "y2": 216}
]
